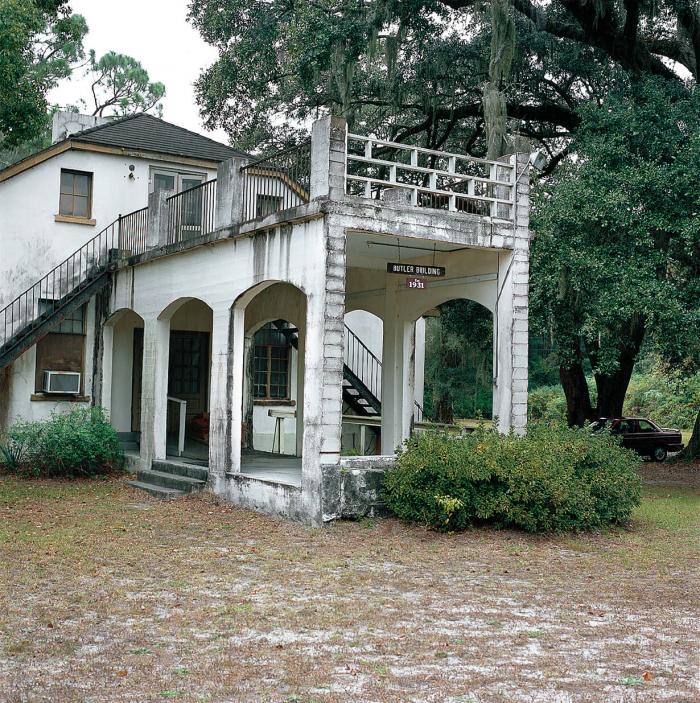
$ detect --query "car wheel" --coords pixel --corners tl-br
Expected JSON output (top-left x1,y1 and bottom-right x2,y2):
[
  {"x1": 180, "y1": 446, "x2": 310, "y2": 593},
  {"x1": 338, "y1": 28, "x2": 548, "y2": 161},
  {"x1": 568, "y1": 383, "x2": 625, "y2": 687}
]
[{"x1": 652, "y1": 446, "x2": 667, "y2": 463}]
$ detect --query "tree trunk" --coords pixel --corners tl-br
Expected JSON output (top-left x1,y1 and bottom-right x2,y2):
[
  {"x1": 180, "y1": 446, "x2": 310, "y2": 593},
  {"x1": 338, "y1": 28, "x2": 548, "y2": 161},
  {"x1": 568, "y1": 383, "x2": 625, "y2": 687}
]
[
  {"x1": 435, "y1": 398, "x2": 454, "y2": 425},
  {"x1": 682, "y1": 408, "x2": 700, "y2": 460},
  {"x1": 592, "y1": 316, "x2": 645, "y2": 418},
  {"x1": 594, "y1": 357, "x2": 636, "y2": 417},
  {"x1": 559, "y1": 361, "x2": 593, "y2": 427}
]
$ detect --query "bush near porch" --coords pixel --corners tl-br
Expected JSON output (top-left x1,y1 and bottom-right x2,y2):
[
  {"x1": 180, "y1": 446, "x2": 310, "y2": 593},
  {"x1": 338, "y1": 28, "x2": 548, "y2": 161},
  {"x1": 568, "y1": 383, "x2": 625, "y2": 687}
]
[
  {"x1": 382, "y1": 425, "x2": 642, "y2": 533},
  {"x1": 0, "y1": 407, "x2": 124, "y2": 478}
]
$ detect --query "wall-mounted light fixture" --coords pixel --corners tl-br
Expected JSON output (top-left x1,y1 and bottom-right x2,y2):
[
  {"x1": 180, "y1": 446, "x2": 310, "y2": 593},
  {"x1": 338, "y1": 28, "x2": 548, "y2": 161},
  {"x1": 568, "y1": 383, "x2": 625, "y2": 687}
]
[
  {"x1": 529, "y1": 150, "x2": 547, "y2": 172},
  {"x1": 128, "y1": 164, "x2": 135, "y2": 180}
]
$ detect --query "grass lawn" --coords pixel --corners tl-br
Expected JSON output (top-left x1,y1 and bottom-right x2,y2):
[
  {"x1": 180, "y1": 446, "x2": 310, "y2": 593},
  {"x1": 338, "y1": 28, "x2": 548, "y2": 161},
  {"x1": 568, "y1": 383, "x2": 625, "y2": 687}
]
[{"x1": 0, "y1": 465, "x2": 698, "y2": 703}]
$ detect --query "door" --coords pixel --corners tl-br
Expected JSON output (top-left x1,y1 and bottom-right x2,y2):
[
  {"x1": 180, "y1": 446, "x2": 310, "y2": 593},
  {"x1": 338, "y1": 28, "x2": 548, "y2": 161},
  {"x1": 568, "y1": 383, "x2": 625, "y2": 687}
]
[
  {"x1": 131, "y1": 328, "x2": 144, "y2": 433},
  {"x1": 167, "y1": 331, "x2": 209, "y2": 434}
]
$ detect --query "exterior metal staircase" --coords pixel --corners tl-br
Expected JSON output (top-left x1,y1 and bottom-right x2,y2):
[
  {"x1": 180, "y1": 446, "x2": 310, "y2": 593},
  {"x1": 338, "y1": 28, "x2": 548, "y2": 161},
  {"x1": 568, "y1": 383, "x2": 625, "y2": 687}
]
[
  {"x1": 0, "y1": 213, "x2": 148, "y2": 370},
  {"x1": 272, "y1": 320, "x2": 429, "y2": 421},
  {"x1": 271, "y1": 320, "x2": 382, "y2": 418}
]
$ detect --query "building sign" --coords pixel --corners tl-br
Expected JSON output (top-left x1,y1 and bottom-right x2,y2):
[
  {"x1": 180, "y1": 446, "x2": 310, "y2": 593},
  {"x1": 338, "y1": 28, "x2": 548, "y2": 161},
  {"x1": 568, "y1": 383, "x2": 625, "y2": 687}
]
[
  {"x1": 406, "y1": 277, "x2": 426, "y2": 289},
  {"x1": 387, "y1": 263, "x2": 445, "y2": 277}
]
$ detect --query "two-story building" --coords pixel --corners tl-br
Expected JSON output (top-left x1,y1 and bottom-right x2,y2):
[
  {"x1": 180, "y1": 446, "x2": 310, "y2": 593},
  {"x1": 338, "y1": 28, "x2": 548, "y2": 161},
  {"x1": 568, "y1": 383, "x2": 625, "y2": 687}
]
[{"x1": 0, "y1": 114, "x2": 531, "y2": 525}]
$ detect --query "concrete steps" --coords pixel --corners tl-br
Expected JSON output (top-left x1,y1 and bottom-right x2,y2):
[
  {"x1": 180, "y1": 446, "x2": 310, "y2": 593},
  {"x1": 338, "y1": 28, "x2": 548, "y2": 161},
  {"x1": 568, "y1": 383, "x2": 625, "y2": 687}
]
[{"x1": 127, "y1": 459, "x2": 208, "y2": 499}]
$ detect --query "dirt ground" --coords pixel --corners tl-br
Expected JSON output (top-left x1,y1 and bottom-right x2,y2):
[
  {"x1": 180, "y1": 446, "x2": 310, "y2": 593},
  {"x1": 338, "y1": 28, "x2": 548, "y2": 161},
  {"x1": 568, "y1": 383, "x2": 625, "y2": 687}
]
[{"x1": 0, "y1": 463, "x2": 698, "y2": 703}]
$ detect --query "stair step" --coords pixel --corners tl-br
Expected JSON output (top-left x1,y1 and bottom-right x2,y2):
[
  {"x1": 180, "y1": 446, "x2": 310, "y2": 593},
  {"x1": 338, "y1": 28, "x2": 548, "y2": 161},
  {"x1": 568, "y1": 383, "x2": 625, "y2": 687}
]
[
  {"x1": 136, "y1": 469, "x2": 206, "y2": 492},
  {"x1": 152, "y1": 460, "x2": 208, "y2": 482},
  {"x1": 127, "y1": 480, "x2": 187, "y2": 500}
]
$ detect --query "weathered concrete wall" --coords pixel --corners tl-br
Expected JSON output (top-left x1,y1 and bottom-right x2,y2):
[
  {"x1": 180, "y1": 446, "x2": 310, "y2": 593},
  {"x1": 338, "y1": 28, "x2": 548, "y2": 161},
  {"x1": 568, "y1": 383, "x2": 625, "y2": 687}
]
[
  {"x1": 325, "y1": 455, "x2": 395, "y2": 519},
  {"x1": 0, "y1": 298, "x2": 98, "y2": 429},
  {"x1": 0, "y1": 150, "x2": 217, "y2": 307}
]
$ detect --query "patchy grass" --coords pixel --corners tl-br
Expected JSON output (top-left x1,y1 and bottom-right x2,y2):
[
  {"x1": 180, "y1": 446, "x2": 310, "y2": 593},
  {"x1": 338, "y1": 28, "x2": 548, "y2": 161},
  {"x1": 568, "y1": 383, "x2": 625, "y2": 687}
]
[{"x1": 0, "y1": 467, "x2": 698, "y2": 703}]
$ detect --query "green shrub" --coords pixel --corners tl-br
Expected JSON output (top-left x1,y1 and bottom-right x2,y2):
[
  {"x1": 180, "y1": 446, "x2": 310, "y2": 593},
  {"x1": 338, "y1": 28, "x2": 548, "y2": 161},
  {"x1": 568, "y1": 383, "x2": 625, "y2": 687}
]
[
  {"x1": 0, "y1": 407, "x2": 124, "y2": 478},
  {"x1": 382, "y1": 424, "x2": 642, "y2": 533},
  {"x1": 624, "y1": 370, "x2": 700, "y2": 429}
]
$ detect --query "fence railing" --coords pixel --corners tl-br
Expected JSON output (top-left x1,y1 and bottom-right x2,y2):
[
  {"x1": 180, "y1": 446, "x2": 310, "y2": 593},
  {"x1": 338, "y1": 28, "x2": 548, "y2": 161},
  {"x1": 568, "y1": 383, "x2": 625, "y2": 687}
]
[
  {"x1": 344, "y1": 325, "x2": 382, "y2": 403},
  {"x1": 166, "y1": 179, "x2": 217, "y2": 246},
  {"x1": 118, "y1": 206, "x2": 148, "y2": 256},
  {"x1": 346, "y1": 134, "x2": 515, "y2": 220},
  {"x1": 241, "y1": 140, "x2": 312, "y2": 222},
  {"x1": 0, "y1": 219, "x2": 120, "y2": 348}
]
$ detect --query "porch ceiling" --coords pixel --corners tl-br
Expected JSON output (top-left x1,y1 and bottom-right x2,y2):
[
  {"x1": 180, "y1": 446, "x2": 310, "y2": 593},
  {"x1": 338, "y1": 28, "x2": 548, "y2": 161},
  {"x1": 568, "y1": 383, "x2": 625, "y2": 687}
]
[{"x1": 345, "y1": 231, "x2": 470, "y2": 270}]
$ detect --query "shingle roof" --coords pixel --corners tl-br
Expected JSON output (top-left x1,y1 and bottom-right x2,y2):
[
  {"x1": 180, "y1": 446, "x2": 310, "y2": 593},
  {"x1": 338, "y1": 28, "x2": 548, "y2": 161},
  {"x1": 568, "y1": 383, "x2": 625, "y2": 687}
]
[{"x1": 70, "y1": 113, "x2": 246, "y2": 162}]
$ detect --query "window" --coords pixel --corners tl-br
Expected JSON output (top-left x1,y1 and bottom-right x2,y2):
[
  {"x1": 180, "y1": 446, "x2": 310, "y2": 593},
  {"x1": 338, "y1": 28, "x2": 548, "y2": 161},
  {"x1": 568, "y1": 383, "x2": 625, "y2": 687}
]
[
  {"x1": 151, "y1": 169, "x2": 205, "y2": 194},
  {"x1": 59, "y1": 170, "x2": 92, "y2": 218},
  {"x1": 34, "y1": 303, "x2": 86, "y2": 393},
  {"x1": 637, "y1": 420, "x2": 657, "y2": 432},
  {"x1": 253, "y1": 323, "x2": 291, "y2": 399},
  {"x1": 38, "y1": 300, "x2": 84, "y2": 334},
  {"x1": 153, "y1": 172, "x2": 176, "y2": 192},
  {"x1": 256, "y1": 194, "x2": 283, "y2": 218},
  {"x1": 169, "y1": 333, "x2": 203, "y2": 395}
]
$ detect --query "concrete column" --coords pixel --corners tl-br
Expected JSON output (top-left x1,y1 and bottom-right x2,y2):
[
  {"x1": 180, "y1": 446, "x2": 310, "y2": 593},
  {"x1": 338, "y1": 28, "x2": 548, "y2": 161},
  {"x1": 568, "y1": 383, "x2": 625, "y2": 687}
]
[
  {"x1": 208, "y1": 305, "x2": 231, "y2": 478},
  {"x1": 100, "y1": 323, "x2": 114, "y2": 418},
  {"x1": 146, "y1": 188, "x2": 173, "y2": 249},
  {"x1": 296, "y1": 217, "x2": 347, "y2": 523},
  {"x1": 215, "y1": 156, "x2": 250, "y2": 228},
  {"x1": 139, "y1": 316, "x2": 170, "y2": 465},
  {"x1": 381, "y1": 303, "x2": 415, "y2": 454},
  {"x1": 229, "y1": 304, "x2": 247, "y2": 473},
  {"x1": 295, "y1": 329, "x2": 305, "y2": 456},
  {"x1": 310, "y1": 115, "x2": 347, "y2": 200},
  {"x1": 493, "y1": 153, "x2": 530, "y2": 434}
]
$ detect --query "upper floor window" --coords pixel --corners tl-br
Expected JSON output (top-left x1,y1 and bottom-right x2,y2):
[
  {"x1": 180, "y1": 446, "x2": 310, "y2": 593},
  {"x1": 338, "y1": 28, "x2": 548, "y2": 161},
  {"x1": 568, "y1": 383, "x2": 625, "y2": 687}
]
[
  {"x1": 59, "y1": 169, "x2": 92, "y2": 218},
  {"x1": 151, "y1": 169, "x2": 205, "y2": 194}
]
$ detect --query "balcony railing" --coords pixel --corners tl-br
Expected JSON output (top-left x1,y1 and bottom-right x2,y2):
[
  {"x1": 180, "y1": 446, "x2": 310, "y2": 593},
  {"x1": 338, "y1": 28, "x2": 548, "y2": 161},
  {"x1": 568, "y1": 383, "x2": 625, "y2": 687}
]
[
  {"x1": 166, "y1": 179, "x2": 217, "y2": 245},
  {"x1": 241, "y1": 141, "x2": 312, "y2": 222},
  {"x1": 346, "y1": 134, "x2": 515, "y2": 220},
  {"x1": 118, "y1": 206, "x2": 148, "y2": 256}
]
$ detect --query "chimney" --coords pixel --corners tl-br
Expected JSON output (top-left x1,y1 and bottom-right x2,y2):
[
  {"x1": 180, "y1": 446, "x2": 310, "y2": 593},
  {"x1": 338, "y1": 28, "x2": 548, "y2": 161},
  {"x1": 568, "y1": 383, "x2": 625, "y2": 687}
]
[{"x1": 51, "y1": 111, "x2": 111, "y2": 144}]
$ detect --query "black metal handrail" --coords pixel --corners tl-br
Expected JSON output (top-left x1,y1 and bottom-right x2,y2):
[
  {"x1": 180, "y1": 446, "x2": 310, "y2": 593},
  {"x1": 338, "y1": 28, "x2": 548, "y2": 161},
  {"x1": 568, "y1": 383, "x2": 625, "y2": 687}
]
[
  {"x1": 167, "y1": 179, "x2": 217, "y2": 245},
  {"x1": 343, "y1": 324, "x2": 433, "y2": 423},
  {"x1": 241, "y1": 140, "x2": 311, "y2": 222},
  {"x1": 0, "y1": 219, "x2": 119, "y2": 347},
  {"x1": 118, "y1": 206, "x2": 148, "y2": 255},
  {"x1": 0, "y1": 200, "x2": 153, "y2": 351},
  {"x1": 344, "y1": 325, "x2": 382, "y2": 403}
]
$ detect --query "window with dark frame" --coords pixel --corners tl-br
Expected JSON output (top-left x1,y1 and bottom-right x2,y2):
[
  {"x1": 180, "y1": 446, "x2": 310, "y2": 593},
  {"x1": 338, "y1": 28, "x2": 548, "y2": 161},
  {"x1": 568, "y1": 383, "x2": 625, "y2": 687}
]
[
  {"x1": 38, "y1": 300, "x2": 85, "y2": 334},
  {"x1": 59, "y1": 169, "x2": 92, "y2": 218},
  {"x1": 34, "y1": 302, "x2": 86, "y2": 393},
  {"x1": 253, "y1": 323, "x2": 291, "y2": 400}
]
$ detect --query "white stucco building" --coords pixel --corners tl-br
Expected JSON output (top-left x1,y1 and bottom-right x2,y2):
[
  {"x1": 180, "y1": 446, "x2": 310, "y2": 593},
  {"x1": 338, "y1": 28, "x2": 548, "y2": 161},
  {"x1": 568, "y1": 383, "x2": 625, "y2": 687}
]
[{"x1": 0, "y1": 113, "x2": 531, "y2": 525}]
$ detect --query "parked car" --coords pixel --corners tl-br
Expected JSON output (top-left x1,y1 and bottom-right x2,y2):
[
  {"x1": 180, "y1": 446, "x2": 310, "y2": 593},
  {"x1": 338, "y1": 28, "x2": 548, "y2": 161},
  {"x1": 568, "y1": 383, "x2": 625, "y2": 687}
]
[{"x1": 590, "y1": 417, "x2": 684, "y2": 462}]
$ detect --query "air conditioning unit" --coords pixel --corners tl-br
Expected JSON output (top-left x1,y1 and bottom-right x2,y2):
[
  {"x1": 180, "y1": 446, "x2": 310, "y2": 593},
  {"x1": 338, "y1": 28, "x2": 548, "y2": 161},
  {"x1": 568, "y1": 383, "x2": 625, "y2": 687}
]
[{"x1": 42, "y1": 370, "x2": 81, "y2": 395}]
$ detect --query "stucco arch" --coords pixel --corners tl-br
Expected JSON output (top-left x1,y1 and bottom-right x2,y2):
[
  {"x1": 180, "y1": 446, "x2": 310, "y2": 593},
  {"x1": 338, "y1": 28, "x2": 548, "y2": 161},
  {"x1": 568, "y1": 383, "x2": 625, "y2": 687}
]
[
  {"x1": 157, "y1": 296, "x2": 214, "y2": 322},
  {"x1": 234, "y1": 281, "x2": 308, "y2": 457},
  {"x1": 101, "y1": 308, "x2": 144, "y2": 434}
]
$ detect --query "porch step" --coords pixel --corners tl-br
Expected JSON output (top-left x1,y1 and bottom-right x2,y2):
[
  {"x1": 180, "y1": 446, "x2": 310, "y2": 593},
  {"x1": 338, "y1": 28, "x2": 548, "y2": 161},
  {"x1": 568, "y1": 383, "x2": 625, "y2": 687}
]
[
  {"x1": 152, "y1": 459, "x2": 209, "y2": 482},
  {"x1": 126, "y1": 480, "x2": 187, "y2": 500},
  {"x1": 136, "y1": 468, "x2": 206, "y2": 493}
]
